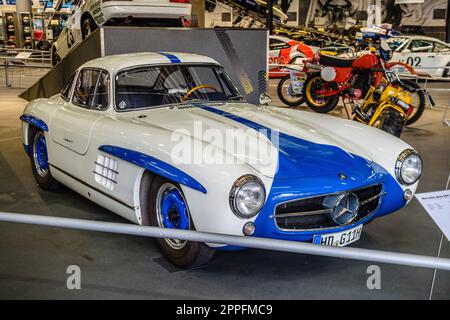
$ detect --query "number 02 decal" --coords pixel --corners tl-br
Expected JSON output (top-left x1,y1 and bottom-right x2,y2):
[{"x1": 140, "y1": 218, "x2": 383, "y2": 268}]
[{"x1": 407, "y1": 57, "x2": 422, "y2": 67}]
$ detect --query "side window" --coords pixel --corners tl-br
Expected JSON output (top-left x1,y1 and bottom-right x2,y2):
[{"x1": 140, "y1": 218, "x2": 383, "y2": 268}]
[
  {"x1": 409, "y1": 40, "x2": 434, "y2": 53},
  {"x1": 269, "y1": 39, "x2": 290, "y2": 51},
  {"x1": 72, "y1": 68, "x2": 110, "y2": 110},
  {"x1": 61, "y1": 72, "x2": 76, "y2": 101},
  {"x1": 434, "y1": 42, "x2": 450, "y2": 53}
]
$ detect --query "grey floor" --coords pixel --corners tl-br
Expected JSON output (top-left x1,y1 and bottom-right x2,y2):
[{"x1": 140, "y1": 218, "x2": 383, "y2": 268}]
[{"x1": 0, "y1": 81, "x2": 449, "y2": 299}]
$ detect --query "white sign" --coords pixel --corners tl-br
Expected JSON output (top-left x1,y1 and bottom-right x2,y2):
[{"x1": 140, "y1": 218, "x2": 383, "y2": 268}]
[
  {"x1": 15, "y1": 52, "x2": 32, "y2": 59},
  {"x1": 395, "y1": 0, "x2": 425, "y2": 4},
  {"x1": 416, "y1": 190, "x2": 450, "y2": 241}
]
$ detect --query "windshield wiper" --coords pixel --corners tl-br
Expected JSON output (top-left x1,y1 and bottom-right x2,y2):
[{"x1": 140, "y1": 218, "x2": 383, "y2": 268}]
[{"x1": 229, "y1": 95, "x2": 245, "y2": 101}]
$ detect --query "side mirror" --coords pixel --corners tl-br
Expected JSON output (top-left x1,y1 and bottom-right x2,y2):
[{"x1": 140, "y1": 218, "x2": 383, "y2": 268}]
[
  {"x1": 402, "y1": 49, "x2": 411, "y2": 54},
  {"x1": 259, "y1": 93, "x2": 272, "y2": 106}
]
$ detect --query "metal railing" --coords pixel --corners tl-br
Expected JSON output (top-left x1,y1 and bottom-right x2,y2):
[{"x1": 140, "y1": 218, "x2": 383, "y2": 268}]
[
  {"x1": 0, "y1": 211, "x2": 450, "y2": 271},
  {"x1": 1, "y1": 48, "x2": 51, "y2": 65},
  {"x1": 1, "y1": 59, "x2": 51, "y2": 89}
]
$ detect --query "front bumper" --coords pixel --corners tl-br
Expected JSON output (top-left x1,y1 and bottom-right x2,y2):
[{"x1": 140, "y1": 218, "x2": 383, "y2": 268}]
[
  {"x1": 251, "y1": 162, "x2": 406, "y2": 243},
  {"x1": 101, "y1": 2, "x2": 191, "y2": 21}
]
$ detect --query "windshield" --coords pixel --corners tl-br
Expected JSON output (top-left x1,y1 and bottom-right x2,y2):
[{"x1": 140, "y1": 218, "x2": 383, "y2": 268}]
[
  {"x1": 115, "y1": 64, "x2": 242, "y2": 111},
  {"x1": 387, "y1": 38, "x2": 409, "y2": 52}
]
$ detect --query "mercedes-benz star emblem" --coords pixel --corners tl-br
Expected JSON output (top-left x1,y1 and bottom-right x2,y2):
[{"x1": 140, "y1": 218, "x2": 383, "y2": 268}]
[{"x1": 323, "y1": 192, "x2": 360, "y2": 226}]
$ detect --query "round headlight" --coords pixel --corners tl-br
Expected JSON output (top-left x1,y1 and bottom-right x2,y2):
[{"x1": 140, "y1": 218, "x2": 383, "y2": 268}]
[
  {"x1": 229, "y1": 175, "x2": 266, "y2": 219},
  {"x1": 396, "y1": 149, "x2": 423, "y2": 185}
]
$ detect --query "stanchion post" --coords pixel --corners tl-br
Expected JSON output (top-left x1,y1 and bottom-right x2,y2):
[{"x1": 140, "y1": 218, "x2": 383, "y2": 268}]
[
  {"x1": 428, "y1": 173, "x2": 450, "y2": 300},
  {"x1": 4, "y1": 60, "x2": 11, "y2": 88},
  {"x1": 444, "y1": 97, "x2": 450, "y2": 127}
]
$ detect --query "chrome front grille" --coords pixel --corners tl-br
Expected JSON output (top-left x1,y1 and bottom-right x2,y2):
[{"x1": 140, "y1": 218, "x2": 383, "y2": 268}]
[{"x1": 274, "y1": 185, "x2": 383, "y2": 231}]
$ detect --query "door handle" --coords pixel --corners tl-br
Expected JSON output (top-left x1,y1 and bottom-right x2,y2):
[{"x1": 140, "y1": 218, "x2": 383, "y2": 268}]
[{"x1": 64, "y1": 138, "x2": 73, "y2": 144}]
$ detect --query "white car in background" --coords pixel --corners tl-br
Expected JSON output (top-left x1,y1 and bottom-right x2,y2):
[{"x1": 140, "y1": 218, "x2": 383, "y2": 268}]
[
  {"x1": 387, "y1": 36, "x2": 450, "y2": 78},
  {"x1": 51, "y1": 0, "x2": 191, "y2": 65}
]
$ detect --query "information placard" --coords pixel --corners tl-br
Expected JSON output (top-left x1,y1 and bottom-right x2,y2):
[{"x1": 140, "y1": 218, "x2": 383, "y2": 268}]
[{"x1": 416, "y1": 190, "x2": 450, "y2": 241}]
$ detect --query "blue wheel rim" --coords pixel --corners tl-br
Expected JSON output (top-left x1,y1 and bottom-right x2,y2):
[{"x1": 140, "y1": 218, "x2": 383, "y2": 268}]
[
  {"x1": 156, "y1": 184, "x2": 190, "y2": 250},
  {"x1": 33, "y1": 132, "x2": 49, "y2": 177}
]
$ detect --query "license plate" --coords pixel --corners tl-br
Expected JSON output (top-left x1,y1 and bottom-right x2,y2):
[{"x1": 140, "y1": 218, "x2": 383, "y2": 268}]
[{"x1": 313, "y1": 225, "x2": 363, "y2": 247}]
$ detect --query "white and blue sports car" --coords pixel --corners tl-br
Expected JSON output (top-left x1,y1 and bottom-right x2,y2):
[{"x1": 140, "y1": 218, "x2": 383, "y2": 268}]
[{"x1": 20, "y1": 52, "x2": 423, "y2": 268}]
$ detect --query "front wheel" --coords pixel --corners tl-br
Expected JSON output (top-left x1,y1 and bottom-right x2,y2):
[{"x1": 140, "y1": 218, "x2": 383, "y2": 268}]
[
  {"x1": 372, "y1": 109, "x2": 406, "y2": 138},
  {"x1": 29, "y1": 127, "x2": 59, "y2": 190},
  {"x1": 277, "y1": 75, "x2": 305, "y2": 107},
  {"x1": 51, "y1": 48, "x2": 60, "y2": 66},
  {"x1": 148, "y1": 176, "x2": 215, "y2": 268},
  {"x1": 302, "y1": 74, "x2": 340, "y2": 113}
]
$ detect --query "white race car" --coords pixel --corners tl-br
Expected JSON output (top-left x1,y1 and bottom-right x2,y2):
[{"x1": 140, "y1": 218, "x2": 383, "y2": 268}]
[
  {"x1": 51, "y1": 0, "x2": 191, "y2": 65},
  {"x1": 21, "y1": 52, "x2": 422, "y2": 268},
  {"x1": 388, "y1": 36, "x2": 450, "y2": 78}
]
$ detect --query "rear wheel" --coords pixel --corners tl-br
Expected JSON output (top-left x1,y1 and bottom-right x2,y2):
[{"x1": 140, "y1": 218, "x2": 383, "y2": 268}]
[
  {"x1": 400, "y1": 80, "x2": 426, "y2": 126},
  {"x1": 372, "y1": 109, "x2": 405, "y2": 138},
  {"x1": 443, "y1": 62, "x2": 450, "y2": 78},
  {"x1": 148, "y1": 176, "x2": 215, "y2": 268},
  {"x1": 256, "y1": 6, "x2": 267, "y2": 18},
  {"x1": 277, "y1": 75, "x2": 305, "y2": 106},
  {"x1": 81, "y1": 17, "x2": 97, "y2": 40},
  {"x1": 51, "y1": 48, "x2": 60, "y2": 66},
  {"x1": 303, "y1": 74, "x2": 340, "y2": 113}
]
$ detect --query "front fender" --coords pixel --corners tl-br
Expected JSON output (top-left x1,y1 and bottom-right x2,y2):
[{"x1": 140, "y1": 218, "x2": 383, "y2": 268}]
[{"x1": 271, "y1": 108, "x2": 418, "y2": 194}]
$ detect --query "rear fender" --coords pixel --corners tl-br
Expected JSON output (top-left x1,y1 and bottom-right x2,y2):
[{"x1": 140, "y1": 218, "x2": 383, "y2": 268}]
[{"x1": 385, "y1": 62, "x2": 417, "y2": 76}]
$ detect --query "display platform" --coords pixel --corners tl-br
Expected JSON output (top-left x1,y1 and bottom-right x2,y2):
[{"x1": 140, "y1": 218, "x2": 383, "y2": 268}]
[{"x1": 20, "y1": 27, "x2": 268, "y2": 105}]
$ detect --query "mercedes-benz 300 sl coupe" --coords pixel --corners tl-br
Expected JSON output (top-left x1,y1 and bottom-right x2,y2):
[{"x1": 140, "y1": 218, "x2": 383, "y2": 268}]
[{"x1": 20, "y1": 52, "x2": 422, "y2": 268}]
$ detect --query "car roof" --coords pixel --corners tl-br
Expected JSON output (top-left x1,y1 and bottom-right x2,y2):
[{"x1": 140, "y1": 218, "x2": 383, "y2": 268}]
[
  {"x1": 80, "y1": 52, "x2": 221, "y2": 73},
  {"x1": 393, "y1": 35, "x2": 449, "y2": 45},
  {"x1": 270, "y1": 35, "x2": 292, "y2": 43}
]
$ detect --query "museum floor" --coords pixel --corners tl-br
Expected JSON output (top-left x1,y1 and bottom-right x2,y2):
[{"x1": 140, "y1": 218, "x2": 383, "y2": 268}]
[{"x1": 0, "y1": 82, "x2": 449, "y2": 299}]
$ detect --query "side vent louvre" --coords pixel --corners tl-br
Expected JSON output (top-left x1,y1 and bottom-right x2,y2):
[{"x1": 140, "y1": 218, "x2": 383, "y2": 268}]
[{"x1": 94, "y1": 155, "x2": 118, "y2": 190}]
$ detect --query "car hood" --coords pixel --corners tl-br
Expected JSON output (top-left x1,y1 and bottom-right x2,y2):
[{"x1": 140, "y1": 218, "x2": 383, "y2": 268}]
[{"x1": 127, "y1": 102, "x2": 373, "y2": 179}]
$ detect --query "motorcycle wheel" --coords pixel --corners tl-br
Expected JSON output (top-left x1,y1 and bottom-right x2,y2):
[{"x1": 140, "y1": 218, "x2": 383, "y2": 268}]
[
  {"x1": 373, "y1": 109, "x2": 405, "y2": 138},
  {"x1": 303, "y1": 74, "x2": 340, "y2": 113},
  {"x1": 277, "y1": 75, "x2": 305, "y2": 107},
  {"x1": 400, "y1": 80, "x2": 426, "y2": 126}
]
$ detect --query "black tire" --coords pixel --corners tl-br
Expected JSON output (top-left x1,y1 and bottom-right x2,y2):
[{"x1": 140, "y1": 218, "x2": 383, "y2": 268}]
[
  {"x1": 277, "y1": 75, "x2": 305, "y2": 106},
  {"x1": 302, "y1": 74, "x2": 340, "y2": 113},
  {"x1": 373, "y1": 109, "x2": 405, "y2": 138},
  {"x1": 256, "y1": 5, "x2": 267, "y2": 18},
  {"x1": 400, "y1": 79, "x2": 426, "y2": 126},
  {"x1": 443, "y1": 62, "x2": 450, "y2": 78},
  {"x1": 81, "y1": 16, "x2": 97, "y2": 40},
  {"x1": 147, "y1": 175, "x2": 215, "y2": 268},
  {"x1": 51, "y1": 48, "x2": 60, "y2": 66},
  {"x1": 29, "y1": 127, "x2": 59, "y2": 190}
]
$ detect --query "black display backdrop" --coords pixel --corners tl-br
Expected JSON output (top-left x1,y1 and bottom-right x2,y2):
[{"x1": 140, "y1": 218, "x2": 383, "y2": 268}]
[{"x1": 21, "y1": 27, "x2": 268, "y2": 105}]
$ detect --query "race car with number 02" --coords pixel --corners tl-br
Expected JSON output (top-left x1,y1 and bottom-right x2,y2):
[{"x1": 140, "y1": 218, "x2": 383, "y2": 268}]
[
  {"x1": 20, "y1": 52, "x2": 423, "y2": 268},
  {"x1": 51, "y1": 0, "x2": 191, "y2": 65},
  {"x1": 387, "y1": 36, "x2": 450, "y2": 78},
  {"x1": 268, "y1": 35, "x2": 318, "y2": 78}
]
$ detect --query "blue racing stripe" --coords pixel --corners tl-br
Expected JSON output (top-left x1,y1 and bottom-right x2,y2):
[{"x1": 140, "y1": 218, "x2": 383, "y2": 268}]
[
  {"x1": 99, "y1": 145, "x2": 207, "y2": 194},
  {"x1": 192, "y1": 103, "x2": 370, "y2": 179},
  {"x1": 158, "y1": 52, "x2": 181, "y2": 64}
]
